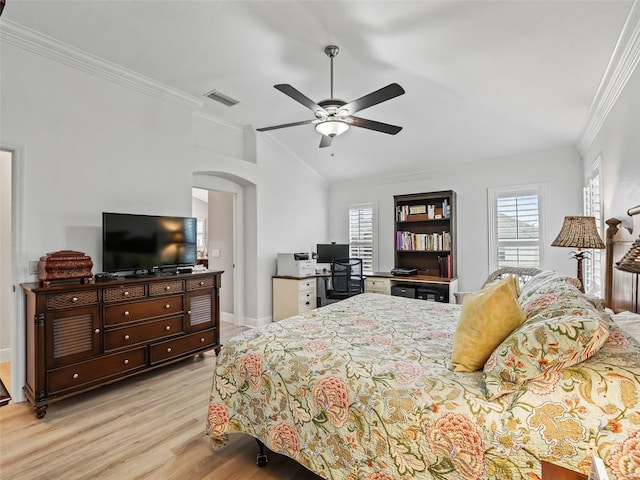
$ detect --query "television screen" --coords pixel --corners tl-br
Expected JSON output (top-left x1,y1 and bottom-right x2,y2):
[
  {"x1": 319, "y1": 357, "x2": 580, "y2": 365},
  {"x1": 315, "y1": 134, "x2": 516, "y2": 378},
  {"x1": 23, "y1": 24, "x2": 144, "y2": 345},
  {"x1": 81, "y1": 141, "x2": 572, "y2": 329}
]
[
  {"x1": 102, "y1": 212, "x2": 197, "y2": 273},
  {"x1": 316, "y1": 243, "x2": 350, "y2": 264}
]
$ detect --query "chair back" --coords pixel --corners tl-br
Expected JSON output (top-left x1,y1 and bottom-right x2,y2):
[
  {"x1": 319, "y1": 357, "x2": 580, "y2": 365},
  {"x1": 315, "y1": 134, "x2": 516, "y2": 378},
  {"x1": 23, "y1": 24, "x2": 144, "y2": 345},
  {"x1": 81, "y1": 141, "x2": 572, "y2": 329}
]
[{"x1": 331, "y1": 258, "x2": 364, "y2": 296}]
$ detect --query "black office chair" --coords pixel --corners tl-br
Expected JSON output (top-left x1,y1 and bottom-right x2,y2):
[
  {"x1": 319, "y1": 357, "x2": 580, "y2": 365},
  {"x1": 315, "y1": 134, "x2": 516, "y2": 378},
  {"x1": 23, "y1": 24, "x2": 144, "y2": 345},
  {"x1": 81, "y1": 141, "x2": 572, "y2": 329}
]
[{"x1": 326, "y1": 258, "x2": 364, "y2": 302}]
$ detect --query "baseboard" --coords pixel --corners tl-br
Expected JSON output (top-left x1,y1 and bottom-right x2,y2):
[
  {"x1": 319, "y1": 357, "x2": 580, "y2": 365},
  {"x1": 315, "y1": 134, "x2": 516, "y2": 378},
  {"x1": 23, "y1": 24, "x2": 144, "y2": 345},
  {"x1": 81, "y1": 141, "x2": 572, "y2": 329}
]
[{"x1": 220, "y1": 311, "x2": 236, "y2": 324}]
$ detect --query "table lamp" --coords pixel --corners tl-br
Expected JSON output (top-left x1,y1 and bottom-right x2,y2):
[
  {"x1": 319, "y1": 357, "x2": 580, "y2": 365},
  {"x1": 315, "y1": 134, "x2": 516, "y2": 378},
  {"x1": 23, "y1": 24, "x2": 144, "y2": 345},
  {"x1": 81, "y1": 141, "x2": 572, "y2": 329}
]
[{"x1": 551, "y1": 216, "x2": 605, "y2": 292}]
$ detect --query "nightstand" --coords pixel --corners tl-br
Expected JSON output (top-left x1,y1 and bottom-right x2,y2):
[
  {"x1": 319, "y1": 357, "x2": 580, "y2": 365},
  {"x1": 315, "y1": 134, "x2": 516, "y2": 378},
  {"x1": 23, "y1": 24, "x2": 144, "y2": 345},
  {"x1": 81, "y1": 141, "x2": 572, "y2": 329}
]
[{"x1": 541, "y1": 461, "x2": 588, "y2": 480}]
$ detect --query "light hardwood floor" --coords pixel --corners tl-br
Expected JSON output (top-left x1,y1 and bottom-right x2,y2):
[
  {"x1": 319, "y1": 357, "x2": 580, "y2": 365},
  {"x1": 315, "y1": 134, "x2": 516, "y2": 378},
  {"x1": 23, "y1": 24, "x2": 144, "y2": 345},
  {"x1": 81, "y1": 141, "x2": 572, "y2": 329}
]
[{"x1": 0, "y1": 322, "x2": 322, "y2": 480}]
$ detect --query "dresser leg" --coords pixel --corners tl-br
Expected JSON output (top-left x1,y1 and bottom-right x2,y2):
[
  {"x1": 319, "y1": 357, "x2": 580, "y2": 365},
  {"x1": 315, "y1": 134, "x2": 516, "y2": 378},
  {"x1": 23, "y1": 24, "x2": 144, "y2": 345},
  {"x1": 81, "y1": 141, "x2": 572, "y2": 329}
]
[{"x1": 34, "y1": 404, "x2": 48, "y2": 419}]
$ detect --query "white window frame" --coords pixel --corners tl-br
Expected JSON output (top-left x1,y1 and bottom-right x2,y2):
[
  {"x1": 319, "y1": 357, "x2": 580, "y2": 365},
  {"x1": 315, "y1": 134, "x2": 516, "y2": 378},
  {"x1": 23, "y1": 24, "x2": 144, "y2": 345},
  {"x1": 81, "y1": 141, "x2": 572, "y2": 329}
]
[
  {"x1": 583, "y1": 156, "x2": 604, "y2": 294},
  {"x1": 488, "y1": 184, "x2": 547, "y2": 272},
  {"x1": 348, "y1": 202, "x2": 377, "y2": 275}
]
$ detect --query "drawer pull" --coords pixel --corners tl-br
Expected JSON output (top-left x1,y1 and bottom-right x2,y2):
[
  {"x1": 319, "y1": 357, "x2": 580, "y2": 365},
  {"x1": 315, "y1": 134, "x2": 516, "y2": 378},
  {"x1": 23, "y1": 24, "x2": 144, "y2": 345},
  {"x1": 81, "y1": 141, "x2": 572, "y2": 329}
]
[
  {"x1": 124, "y1": 334, "x2": 130, "y2": 340},
  {"x1": 187, "y1": 310, "x2": 191, "y2": 315},
  {"x1": 165, "y1": 304, "x2": 170, "y2": 309},
  {"x1": 94, "y1": 328, "x2": 100, "y2": 334},
  {"x1": 200, "y1": 337, "x2": 205, "y2": 342},
  {"x1": 165, "y1": 325, "x2": 171, "y2": 331},
  {"x1": 71, "y1": 297, "x2": 78, "y2": 303},
  {"x1": 123, "y1": 359, "x2": 129, "y2": 365},
  {"x1": 124, "y1": 310, "x2": 130, "y2": 316},
  {"x1": 165, "y1": 286, "x2": 171, "y2": 291},
  {"x1": 72, "y1": 373, "x2": 79, "y2": 379},
  {"x1": 123, "y1": 291, "x2": 130, "y2": 297},
  {"x1": 166, "y1": 347, "x2": 172, "y2": 353},
  {"x1": 199, "y1": 281, "x2": 205, "y2": 286}
]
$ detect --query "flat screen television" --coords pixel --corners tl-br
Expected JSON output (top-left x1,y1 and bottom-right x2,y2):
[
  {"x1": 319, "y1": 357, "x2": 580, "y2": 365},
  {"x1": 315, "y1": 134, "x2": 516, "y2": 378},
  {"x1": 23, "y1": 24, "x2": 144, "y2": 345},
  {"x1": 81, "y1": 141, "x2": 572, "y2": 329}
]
[
  {"x1": 316, "y1": 243, "x2": 350, "y2": 264},
  {"x1": 102, "y1": 212, "x2": 197, "y2": 273}
]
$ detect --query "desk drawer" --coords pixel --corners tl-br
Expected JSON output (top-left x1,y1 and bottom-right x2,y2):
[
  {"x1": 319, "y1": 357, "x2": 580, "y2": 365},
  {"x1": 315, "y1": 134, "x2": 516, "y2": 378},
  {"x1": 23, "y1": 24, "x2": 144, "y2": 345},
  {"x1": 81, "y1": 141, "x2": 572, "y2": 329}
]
[
  {"x1": 365, "y1": 278, "x2": 390, "y2": 294},
  {"x1": 298, "y1": 279, "x2": 316, "y2": 294}
]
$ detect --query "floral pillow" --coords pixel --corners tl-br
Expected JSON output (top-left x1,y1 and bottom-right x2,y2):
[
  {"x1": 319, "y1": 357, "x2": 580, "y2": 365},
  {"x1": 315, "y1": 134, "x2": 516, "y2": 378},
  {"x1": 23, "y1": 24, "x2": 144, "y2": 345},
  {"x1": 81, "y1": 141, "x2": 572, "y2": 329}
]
[
  {"x1": 517, "y1": 270, "x2": 563, "y2": 302},
  {"x1": 483, "y1": 303, "x2": 610, "y2": 400}
]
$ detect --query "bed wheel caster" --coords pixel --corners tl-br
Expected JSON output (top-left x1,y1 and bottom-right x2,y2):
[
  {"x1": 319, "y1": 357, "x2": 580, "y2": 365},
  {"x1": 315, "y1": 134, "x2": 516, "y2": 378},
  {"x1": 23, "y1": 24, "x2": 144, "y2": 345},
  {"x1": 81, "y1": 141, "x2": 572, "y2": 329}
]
[
  {"x1": 256, "y1": 453, "x2": 268, "y2": 467},
  {"x1": 255, "y1": 438, "x2": 268, "y2": 467}
]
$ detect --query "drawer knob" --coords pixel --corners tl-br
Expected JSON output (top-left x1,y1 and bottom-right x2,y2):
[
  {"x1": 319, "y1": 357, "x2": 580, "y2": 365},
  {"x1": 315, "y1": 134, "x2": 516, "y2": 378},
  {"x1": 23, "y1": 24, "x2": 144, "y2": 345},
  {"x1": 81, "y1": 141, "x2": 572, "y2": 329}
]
[
  {"x1": 94, "y1": 328, "x2": 100, "y2": 334},
  {"x1": 165, "y1": 325, "x2": 171, "y2": 331},
  {"x1": 123, "y1": 359, "x2": 129, "y2": 365},
  {"x1": 165, "y1": 286, "x2": 171, "y2": 291},
  {"x1": 166, "y1": 347, "x2": 172, "y2": 353},
  {"x1": 123, "y1": 291, "x2": 130, "y2": 297},
  {"x1": 72, "y1": 373, "x2": 79, "y2": 379},
  {"x1": 187, "y1": 310, "x2": 191, "y2": 315},
  {"x1": 71, "y1": 297, "x2": 78, "y2": 303},
  {"x1": 165, "y1": 304, "x2": 170, "y2": 309},
  {"x1": 124, "y1": 334, "x2": 130, "y2": 340},
  {"x1": 200, "y1": 337, "x2": 205, "y2": 342},
  {"x1": 199, "y1": 281, "x2": 204, "y2": 286},
  {"x1": 124, "y1": 310, "x2": 130, "y2": 316}
]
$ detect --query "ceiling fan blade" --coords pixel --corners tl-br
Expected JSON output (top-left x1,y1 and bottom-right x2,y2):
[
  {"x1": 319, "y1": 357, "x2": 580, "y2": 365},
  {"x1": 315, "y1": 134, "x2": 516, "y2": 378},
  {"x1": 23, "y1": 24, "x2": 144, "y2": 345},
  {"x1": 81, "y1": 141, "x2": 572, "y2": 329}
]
[
  {"x1": 274, "y1": 84, "x2": 326, "y2": 114},
  {"x1": 319, "y1": 135, "x2": 333, "y2": 148},
  {"x1": 256, "y1": 119, "x2": 316, "y2": 132},
  {"x1": 350, "y1": 116, "x2": 403, "y2": 135},
  {"x1": 340, "y1": 83, "x2": 405, "y2": 115}
]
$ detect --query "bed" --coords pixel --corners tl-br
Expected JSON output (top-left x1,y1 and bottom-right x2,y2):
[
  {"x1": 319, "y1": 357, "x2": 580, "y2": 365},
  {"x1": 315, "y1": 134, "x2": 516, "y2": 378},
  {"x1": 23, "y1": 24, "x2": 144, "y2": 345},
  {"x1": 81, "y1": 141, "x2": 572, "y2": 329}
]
[{"x1": 206, "y1": 219, "x2": 640, "y2": 480}]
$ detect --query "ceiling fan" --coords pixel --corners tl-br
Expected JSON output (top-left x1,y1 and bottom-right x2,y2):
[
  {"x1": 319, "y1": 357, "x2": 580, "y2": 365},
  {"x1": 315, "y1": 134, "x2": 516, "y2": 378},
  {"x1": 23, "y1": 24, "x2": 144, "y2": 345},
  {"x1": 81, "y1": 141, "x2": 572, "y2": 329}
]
[{"x1": 256, "y1": 45, "x2": 405, "y2": 148}]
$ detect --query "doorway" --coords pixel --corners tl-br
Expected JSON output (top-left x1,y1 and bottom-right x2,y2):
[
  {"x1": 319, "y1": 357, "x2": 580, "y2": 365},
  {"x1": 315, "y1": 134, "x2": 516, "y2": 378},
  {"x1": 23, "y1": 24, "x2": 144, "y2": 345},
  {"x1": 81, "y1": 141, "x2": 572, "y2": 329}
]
[{"x1": 0, "y1": 150, "x2": 12, "y2": 397}]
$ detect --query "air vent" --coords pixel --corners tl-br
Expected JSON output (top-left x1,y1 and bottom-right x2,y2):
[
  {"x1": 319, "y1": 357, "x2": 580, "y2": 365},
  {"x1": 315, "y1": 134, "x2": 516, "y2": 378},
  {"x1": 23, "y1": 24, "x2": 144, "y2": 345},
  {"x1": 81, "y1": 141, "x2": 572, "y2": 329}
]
[{"x1": 204, "y1": 89, "x2": 239, "y2": 107}]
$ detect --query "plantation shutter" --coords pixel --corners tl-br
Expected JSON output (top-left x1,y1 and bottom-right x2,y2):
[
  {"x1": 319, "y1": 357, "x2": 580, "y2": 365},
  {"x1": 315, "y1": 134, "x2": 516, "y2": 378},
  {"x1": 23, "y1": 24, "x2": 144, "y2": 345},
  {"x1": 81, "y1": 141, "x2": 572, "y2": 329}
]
[
  {"x1": 489, "y1": 186, "x2": 545, "y2": 270},
  {"x1": 583, "y1": 162, "x2": 603, "y2": 294},
  {"x1": 349, "y1": 204, "x2": 374, "y2": 275}
]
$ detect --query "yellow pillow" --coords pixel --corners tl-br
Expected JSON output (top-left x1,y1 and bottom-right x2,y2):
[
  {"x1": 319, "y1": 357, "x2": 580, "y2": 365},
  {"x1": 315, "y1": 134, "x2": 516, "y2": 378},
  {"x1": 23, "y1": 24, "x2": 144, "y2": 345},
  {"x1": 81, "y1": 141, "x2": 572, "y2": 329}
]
[{"x1": 451, "y1": 276, "x2": 525, "y2": 372}]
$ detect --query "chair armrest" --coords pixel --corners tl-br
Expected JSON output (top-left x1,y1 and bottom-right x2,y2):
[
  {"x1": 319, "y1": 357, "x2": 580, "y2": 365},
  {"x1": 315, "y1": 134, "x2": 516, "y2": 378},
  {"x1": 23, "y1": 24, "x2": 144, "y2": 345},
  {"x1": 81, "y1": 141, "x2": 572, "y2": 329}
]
[{"x1": 453, "y1": 291, "x2": 473, "y2": 305}]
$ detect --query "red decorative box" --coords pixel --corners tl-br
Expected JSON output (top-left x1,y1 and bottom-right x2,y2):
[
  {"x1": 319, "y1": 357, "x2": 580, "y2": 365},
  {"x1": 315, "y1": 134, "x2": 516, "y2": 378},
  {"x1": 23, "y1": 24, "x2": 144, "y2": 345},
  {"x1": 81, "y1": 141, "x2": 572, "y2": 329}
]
[{"x1": 37, "y1": 250, "x2": 93, "y2": 286}]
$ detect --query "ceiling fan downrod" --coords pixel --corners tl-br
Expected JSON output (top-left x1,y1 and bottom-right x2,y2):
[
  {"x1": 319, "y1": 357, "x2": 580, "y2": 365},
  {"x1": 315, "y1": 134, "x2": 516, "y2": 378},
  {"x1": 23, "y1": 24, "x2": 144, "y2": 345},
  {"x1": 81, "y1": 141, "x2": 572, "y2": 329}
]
[{"x1": 324, "y1": 45, "x2": 339, "y2": 99}]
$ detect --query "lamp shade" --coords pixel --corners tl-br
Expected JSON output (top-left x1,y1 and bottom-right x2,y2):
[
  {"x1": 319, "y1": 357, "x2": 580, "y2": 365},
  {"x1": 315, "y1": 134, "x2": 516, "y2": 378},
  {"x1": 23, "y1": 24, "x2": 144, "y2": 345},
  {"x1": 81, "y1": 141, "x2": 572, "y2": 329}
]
[
  {"x1": 551, "y1": 216, "x2": 605, "y2": 249},
  {"x1": 616, "y1": 239, "x2": 640, "y2": 273},
  {"x1": 315, "y1": 120, "x2": 349, "y2": 137}
]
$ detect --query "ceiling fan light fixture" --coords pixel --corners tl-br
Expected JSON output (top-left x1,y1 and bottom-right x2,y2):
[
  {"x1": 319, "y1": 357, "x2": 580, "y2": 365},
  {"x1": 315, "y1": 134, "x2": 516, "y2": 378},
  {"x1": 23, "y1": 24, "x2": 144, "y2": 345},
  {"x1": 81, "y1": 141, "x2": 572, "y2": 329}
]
[{"x1": 315, "y1": 119, "x2": 349, "y2": 137}]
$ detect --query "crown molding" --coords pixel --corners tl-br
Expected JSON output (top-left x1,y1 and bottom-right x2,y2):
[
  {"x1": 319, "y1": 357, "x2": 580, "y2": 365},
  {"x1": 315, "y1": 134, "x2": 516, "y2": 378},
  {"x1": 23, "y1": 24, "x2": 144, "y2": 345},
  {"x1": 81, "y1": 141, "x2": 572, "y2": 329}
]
[
  {"x1": 576, "y1": 0, "x2": 640, "y2": 155},
  {"x1": 0, "y1": 19, "x2": 204, "y2": 111}
]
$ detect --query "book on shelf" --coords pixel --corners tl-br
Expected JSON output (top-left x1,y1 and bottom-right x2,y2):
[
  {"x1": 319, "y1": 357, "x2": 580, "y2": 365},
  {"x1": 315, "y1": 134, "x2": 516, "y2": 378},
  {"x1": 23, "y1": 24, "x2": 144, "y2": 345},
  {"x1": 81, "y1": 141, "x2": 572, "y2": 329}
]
[{"x1": 397, "y1": 231, "x2": 450, "y2": 252}]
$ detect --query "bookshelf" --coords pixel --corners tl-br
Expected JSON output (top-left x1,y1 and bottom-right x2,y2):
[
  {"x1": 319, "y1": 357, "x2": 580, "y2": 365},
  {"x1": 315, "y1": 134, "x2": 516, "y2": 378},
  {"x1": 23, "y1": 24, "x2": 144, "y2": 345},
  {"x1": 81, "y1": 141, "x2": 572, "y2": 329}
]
[{"x1": 394, "y1": 190, "x2": 457, "y2": 278}]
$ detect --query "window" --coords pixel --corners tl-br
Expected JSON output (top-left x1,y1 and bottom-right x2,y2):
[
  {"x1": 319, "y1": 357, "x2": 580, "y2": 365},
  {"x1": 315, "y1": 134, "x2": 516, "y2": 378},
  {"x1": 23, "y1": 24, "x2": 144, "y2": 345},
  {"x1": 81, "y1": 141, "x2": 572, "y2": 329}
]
[
  {"x1": 583, "y1": 158, "x2": 603, "y2": 294},
  {"x1": 349, "y1": 203, "x2": 375, "y2": 275},
  {"x1": 488, "y1": 185, "x2": 545, "y2": 271}
]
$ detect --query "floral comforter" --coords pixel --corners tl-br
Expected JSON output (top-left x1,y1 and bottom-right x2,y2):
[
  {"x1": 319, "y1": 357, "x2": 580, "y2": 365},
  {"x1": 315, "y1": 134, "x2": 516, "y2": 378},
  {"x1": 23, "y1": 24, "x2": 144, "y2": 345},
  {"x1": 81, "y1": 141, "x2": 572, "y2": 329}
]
[{"x1": 206, "y1": 293, "x2": 640, "y2": 480}]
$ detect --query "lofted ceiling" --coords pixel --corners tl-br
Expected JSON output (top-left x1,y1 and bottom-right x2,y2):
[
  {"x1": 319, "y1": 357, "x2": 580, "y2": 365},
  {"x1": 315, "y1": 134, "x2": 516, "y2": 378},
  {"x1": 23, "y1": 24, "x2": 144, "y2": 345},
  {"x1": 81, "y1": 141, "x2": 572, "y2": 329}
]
[{"x1": 2, "y1": 0, "x2": 634, "y2": 183}]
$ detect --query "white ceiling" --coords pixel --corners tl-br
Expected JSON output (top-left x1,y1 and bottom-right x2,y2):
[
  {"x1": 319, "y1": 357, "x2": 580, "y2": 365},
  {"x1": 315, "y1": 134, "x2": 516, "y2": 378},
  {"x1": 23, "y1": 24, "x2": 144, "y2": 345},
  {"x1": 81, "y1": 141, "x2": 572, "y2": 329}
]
[{"x1": 2, "y1": 0, "x2": 634, "y2": 183}]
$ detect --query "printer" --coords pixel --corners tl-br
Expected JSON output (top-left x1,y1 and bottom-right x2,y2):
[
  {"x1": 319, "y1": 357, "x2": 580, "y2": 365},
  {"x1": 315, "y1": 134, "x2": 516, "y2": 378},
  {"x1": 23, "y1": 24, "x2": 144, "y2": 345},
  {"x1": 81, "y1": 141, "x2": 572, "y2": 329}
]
[{"x1": 277, "y1": 252, "x2": 317, "y2": 277}]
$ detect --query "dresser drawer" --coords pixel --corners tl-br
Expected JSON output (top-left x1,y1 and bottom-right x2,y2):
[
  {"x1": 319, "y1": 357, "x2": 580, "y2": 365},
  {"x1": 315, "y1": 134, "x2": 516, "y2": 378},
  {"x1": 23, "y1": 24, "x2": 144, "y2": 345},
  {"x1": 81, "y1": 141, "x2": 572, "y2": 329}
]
[
  {"x1": 46, "y1": 290, "x2": 99, "y2": 310},
  {"x1": 186, "y1": 276, "x2": 216, "y2": 291},
  {"x1": 104, "y1": 316, "x2": 183, "y2": 351},
  {"x1": 149, "y1": 280, "x2": 184, "y2": 296},
  {"x1": 298, "y1": 289, "x2": 316, "y2": 310},
  {"x1": 47, "y1": 347, "x2": 146, "y2": 394},
  {"x1": 103, "y1": 284, "x2": 146, "y2": 303},
  {"x1": 104, "y1": 295, "x2": 183, "y2": 326},
  {"x1": 150, "y1": 328, "x2": 216, "y2": 364}
]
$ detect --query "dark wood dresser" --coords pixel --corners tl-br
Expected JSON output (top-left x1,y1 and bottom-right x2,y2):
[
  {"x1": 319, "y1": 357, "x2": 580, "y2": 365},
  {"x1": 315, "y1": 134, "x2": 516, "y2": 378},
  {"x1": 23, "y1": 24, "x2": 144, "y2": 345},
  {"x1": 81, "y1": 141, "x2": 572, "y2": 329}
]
[{"x1": 21, "y1": 271, "x2": 222, "y2": 418}]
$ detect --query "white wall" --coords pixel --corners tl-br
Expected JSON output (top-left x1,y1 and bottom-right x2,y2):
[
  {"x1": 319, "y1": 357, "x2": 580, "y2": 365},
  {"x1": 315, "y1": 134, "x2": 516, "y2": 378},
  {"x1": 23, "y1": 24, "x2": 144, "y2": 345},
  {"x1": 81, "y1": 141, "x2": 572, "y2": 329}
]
[
  {"x1": 0, "y1": 151, "x2": 11, "y2": 362},
  {"x1": 329, "y1": 147, "x2": 583, "y2": 292},
  {"x1": 581, "y1": 61, "x2": 640, "y2": 230},
  {"x1": 0, "y1": 36, "x2": 329, "y2": 398}
]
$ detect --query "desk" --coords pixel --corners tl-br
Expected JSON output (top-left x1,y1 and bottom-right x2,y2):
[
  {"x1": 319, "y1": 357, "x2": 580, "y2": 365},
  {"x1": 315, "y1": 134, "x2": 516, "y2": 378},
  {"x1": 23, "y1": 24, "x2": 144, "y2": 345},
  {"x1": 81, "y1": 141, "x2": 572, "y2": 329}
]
[
  {"x1": 273, "y1": 272, "x2": 459, "y2": 321},
  {"x1": 365, "y1": 272, "x2": 459, "y2": 303}
]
